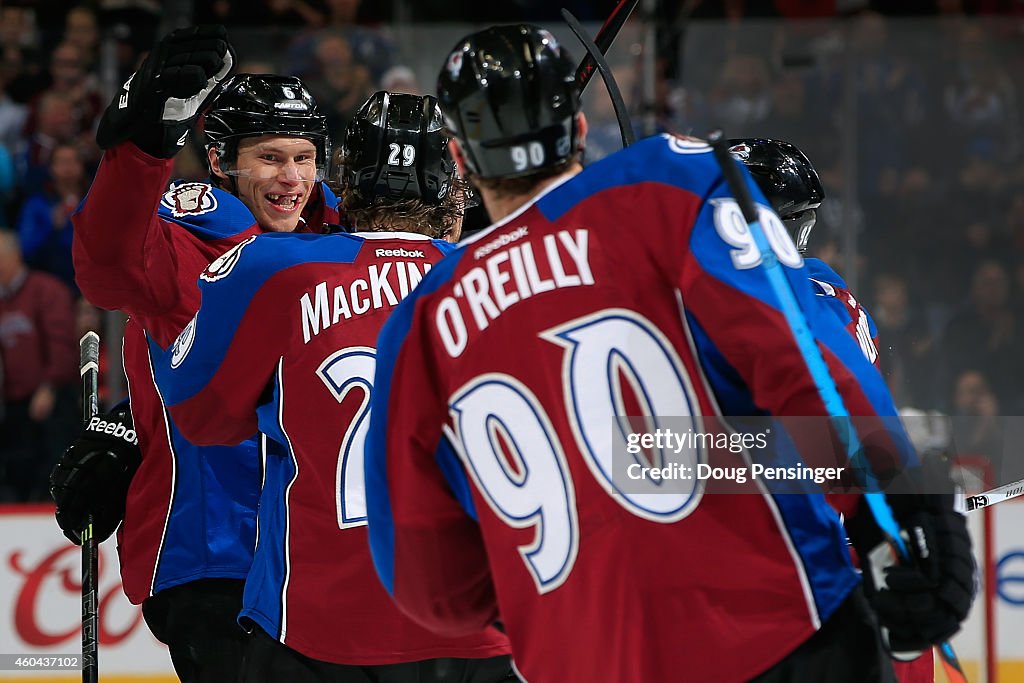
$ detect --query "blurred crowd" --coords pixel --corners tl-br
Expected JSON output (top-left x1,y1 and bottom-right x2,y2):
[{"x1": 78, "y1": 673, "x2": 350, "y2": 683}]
[{"x1": 0, "y1": 0, "x2": 1022, "y2": 500}]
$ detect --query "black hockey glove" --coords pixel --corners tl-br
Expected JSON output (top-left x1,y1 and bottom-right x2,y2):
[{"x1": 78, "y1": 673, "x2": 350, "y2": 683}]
[
  {"x1": 96, "y1": 25, "x2": 235, "y2": 158},
  {"x1": 847, "y1": 459, "x2": 975, "y2": 655},
  {"x1": 50, "y1": 406, "x2": 142, "y2": 545}
]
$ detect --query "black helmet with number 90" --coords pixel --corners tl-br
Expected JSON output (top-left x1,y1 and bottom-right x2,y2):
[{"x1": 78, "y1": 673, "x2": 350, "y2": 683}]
[
  {"x1": 728, "y1": 138, "x2": 824, "y2": 253},
  {"x1": 437, "y1": 24, "x2": 582, "y2": 180},
  {"x1": 340, "y1": 91, "x2": 456, "y2": 208}
]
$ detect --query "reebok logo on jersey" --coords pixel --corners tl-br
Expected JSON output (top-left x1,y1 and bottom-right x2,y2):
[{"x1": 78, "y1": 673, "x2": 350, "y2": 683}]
[
  {"x1": 87, "y1": 416, "x2": 138, "y2": 445},
  {"x1": 375, "y1": 248, "x2": 425, "y2": 259},
  {"x1": 473, "y1": 226, "x2": 528, "y2": 260}
]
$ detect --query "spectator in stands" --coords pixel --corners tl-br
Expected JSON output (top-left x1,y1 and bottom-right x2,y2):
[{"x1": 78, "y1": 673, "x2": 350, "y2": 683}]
[
  {"x1": 850, "y1": 11, "x2": 928, "y2": 200},
  {"x1": 322, "y1": 0, "x2": 394, "y2": 79},
  {"x1": 871, "y1": 272, "x2": 937, "y2": 407},
  {"x1": 16, "y1": 142, "x2": 84, "y2": 292},
  {"x1": 63, "y1": 6, "x2": 100, "y2": 71},
  {"x1": 709, "y1": 54, "x2": 773, "y2": 132},
  {"x1": 380, "y1": 65, "x2": 420, "y2": 95},
  {"x1": 949, "y1": 369, "x2": 1005, "y2": 479},
  {"x1": 0, "y1": 70, "x2": 28, "y2": 153},
  {"x1": 942, "y1": 260, "x2": 1023, "y2": 409},
  {"x1": 26, "y1": 42, "x2": 103, "y2": 155},
  {"x1": 0, "y1": 7, "x2": 46, "y2": 114},
  {"x1": 21, "y1": 92, "x2": 76, "y2": 193},
  {"x1": 0, "y1": 229, "x2": 77, "y2": 502},
  {"x1": 308, "y1": 34, "x2": 373, "y2": 144},
  {"x1": 287, "y1": 0, "x2": 395, "y2": 89},
  {"x1": 943, "y1": 23, "x2": 1019, "y2": 164},
  {"x1": 0, "y1": 7, "x2": 37, "y2": 60},
  {"x1": 762, "y1": 74, "x2": 811, "y2": 147},
  {"x1": 95, "y1": 1, "x2": 159, "y2": 84}
]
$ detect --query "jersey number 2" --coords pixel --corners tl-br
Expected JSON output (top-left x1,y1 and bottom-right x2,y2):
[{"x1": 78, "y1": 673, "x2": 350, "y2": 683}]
[{"x1": 317, "y1": 347, "x2": 376, "y2": 529}]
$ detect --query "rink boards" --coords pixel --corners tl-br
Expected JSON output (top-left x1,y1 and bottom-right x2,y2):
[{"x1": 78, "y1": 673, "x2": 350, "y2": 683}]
[{"x1": 0, "y1": 502, "x2": 1021, "y2": 682}]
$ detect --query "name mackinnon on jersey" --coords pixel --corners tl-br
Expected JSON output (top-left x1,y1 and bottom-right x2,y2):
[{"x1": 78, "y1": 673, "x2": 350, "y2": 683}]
[{"x1": 301, "y1": 260, "x2": 433, "y2": 343}]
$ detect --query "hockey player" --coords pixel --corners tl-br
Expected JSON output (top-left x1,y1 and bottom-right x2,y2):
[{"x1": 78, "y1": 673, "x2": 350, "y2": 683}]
[
  {"x1": 49, "y1": 27, "x2": 340, "y2": 682},
  {"x1": 363, "y1": 25, "x2": 974, "y2": 682},
  {"x1": 157, "y1": 91, "x2": 512, "y2": 682},
  {"x1": 731, "y1": 137, "x2": 935, "y2": 683},
  {"x1": 728, "y1": 138, "x2": 880, "y2": 368}
]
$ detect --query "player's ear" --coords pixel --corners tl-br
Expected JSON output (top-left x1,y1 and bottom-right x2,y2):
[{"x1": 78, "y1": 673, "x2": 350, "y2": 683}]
[
  {"x1": 576, "y1": 112, "x2": 588, "y2": 152},
  {"x1": 448, "y1": 139, "x2": 468, "y2": 179},
  {"x1": 208, "y1": 146, "x2": 229, "y2": 182}
]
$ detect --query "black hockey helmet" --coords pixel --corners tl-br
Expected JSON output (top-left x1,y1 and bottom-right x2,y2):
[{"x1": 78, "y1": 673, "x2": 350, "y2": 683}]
[
  {"x1": 437, "y1": 24, "x2": 581, "y2": 179},
  {"x1": 340, "y1": 91, "x2": 456, "y2": 208},
  {"x1": 201, "y1": 74, "x2": 330, "y2": 180},
  {"x1": 728, "y1": 138, "x2": 824, "y2": 253}
]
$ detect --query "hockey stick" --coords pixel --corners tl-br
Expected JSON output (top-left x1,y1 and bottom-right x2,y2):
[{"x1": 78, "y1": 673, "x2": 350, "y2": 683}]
[
  {"x1": 706, "y1": 131, "x2": 966, "y2": 680},
  {"x1": 707, "y1": 130, "x2": 904, "y2": 549},
  {"x1": 563, "y1": 9, "x2": 635, "y2": 148},
  {"x1": 574, "y1": 0, "x2": 640, "y2": 94},
  {"x1": 79, "y1": 331, "x2": 100, "y2": 683},
  {"x1": 965, "y1": 477, "x2": 1024, "y2": 511}
]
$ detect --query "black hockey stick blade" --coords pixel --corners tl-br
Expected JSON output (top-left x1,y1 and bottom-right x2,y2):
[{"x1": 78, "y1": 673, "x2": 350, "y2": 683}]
[
  {"x1": 575, "y1": 0, "x2": 640, "y2": 95},
  {"x1": 79, "y1": 331, "x2": 100, "y2": 683},
  {"x1": 563, "y1": 9, "x2": 635, "y2": 148}
]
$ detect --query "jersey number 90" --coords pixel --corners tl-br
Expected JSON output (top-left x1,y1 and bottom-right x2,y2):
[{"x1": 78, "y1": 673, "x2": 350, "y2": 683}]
[{"x1": 448, "y1": 309, "x2": 706, "y2": 594}]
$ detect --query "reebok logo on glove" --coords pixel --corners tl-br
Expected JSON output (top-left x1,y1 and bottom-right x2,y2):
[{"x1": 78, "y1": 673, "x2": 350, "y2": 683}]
[{"x1": 87, "y1": 416, "x2": 138, "y2": 445}]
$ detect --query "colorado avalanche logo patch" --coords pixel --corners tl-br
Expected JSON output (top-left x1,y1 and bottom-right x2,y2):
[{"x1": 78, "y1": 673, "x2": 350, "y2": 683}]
[
  {"x1": 200, "y1": 235, "x2": 256, "y2": 283},
  {"x1": 170, "y1": 314, "x2": 197, "y2": 369},
  {"x1": 446, "y1": 49, "x2": 464, "y2": 80},
  {"x1": 728, "y1": 142, "x2": 751, "y2": 161},
  {"x1": 162, "y1": 182, "x2": 218, "y2": 217}
]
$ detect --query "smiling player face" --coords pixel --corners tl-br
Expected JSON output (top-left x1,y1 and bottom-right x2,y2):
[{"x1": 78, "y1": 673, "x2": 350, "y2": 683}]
[{"x1": 213, "y1": 135, "x2": 319, "y2": 233}]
